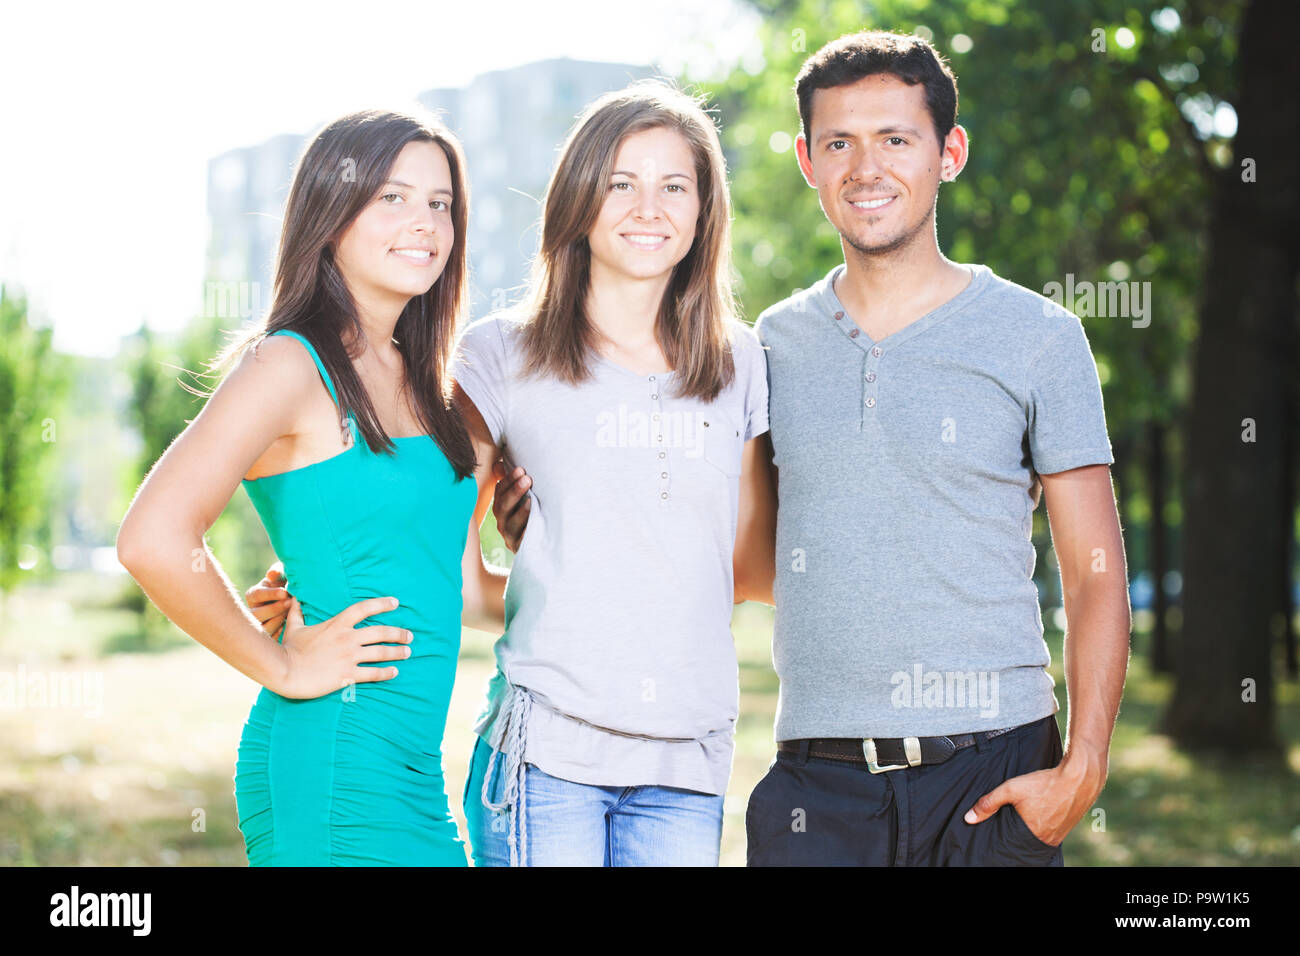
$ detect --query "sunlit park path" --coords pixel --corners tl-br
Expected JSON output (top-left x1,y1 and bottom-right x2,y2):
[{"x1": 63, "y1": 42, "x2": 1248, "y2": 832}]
[{"x1": 2, "y1": 572, "x2": 1297, "y2": 866}]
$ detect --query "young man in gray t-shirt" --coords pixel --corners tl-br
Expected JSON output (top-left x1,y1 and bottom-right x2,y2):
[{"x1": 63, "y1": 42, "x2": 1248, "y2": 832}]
[{"x1": 736, "y1": 30, "x2": 1130, "y2": 866}]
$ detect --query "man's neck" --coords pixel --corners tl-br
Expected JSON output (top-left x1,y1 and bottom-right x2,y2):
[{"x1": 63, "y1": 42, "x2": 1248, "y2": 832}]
[{"x1": 834, "y1": 238, "x2": 971, "y2": 341}]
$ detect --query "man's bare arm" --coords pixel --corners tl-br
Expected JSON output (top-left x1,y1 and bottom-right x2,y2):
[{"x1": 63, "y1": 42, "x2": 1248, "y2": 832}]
[
  {"x1": 963, "y1": 463, "x2": 1130, "y2": 844},
  {"x1": 454, "y1": 383, "x2": 512, "y2": 631},
  {"x1": 1042, "y1": 463, "x2": 1131, "y2": 772},
  {"x1": 733, "y1": 432, "x2": 778, "y2": 605}
]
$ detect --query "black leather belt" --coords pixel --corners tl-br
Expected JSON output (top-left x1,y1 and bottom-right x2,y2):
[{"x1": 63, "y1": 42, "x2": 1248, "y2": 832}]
[{"x1": 778, "y1": 725, "x2": 1019, "y2": 773}]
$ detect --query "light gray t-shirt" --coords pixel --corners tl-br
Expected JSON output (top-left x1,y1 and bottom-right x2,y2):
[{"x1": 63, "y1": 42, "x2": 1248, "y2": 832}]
[
  {"x1": 755, "y1": 263, "x2": 1114, "y2": 741},
  {"x1": 453, "y1": 312, "x2": 770, "y2": 795}
]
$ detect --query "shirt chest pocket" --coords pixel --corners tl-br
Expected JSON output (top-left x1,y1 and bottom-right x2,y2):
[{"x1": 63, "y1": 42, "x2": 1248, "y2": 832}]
[{"x1": 700, "y1": 415, "x2": 744, "y2": 478}]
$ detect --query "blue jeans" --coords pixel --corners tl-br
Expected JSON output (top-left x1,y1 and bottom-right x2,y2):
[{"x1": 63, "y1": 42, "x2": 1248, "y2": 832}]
[{"x1": 462, "y1": 735, "x2": 725, "y2": 866}]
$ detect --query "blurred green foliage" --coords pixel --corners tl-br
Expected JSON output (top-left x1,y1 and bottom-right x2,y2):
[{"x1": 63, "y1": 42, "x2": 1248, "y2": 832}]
[{"x1": 0, "y1": 289, "x2": 71, "y2": 598}]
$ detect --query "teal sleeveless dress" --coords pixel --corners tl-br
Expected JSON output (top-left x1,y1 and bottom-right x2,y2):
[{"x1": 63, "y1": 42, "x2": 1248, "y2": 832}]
[{"x1": 234, "y1": 329, "x2": 477, "y2": 866}]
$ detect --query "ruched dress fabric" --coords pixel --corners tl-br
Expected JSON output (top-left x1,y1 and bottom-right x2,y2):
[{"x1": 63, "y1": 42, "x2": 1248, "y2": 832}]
[{"x1": 234, "y1": 329, "x2": 477, "y2": 866}]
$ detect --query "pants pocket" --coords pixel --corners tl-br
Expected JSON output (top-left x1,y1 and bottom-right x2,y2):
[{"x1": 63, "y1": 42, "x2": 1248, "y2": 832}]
[
  {"x1": 461, "y1": 735, "x2": 482, "y2": 811},
  {"x1": 1004, "y1": 803, "x2": 1062, "y2": 857},
  {"x1": 997, "y1": 717, "x2": 1065, "y2": 865},
  {"x1": 463, "y1": 737, "x2": 512, "y2": 867},
  {"x1": 463, "y1": 736, "x2": 502, "y2": 812},
  {"x1": 938, "y1": 718, "x2": 1064, "y2": 866},
  {"x1": 744, "y1": 758, "x2": 788, "y2": 864}
]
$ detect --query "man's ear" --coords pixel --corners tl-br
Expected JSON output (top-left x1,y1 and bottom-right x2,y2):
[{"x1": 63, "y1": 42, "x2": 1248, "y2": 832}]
[
  {"x1": 795, "y1": 133, "x2": 818, "y2": 188},
  {"x1": 938, "y1": 124, "x2": 970, "y2": 182}
]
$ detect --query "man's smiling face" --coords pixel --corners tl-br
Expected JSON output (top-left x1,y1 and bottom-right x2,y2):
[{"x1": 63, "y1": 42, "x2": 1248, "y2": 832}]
[{"x1": 796, "y1": 73, "x2": 963, "y2": 257}]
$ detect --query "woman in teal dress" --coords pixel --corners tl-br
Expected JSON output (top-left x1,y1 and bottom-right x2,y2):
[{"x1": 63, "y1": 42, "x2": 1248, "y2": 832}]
[{"x1": 117, "y1": 109, "x2": 512, "y2": 866}]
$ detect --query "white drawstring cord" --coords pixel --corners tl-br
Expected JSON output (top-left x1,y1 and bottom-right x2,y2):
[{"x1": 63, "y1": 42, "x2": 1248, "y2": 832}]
[{"x1": 480, "y1": 684, "x2": 532, "y2": 866}]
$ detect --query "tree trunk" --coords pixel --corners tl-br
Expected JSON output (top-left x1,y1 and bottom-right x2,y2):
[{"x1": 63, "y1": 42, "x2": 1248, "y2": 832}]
[
  {"x1": 1149, "y1": 421, "x2": 1171, "y2": 673},
  {"x1": 1161, "y1": 0, "x2": 1299, "y2": 752},
  {"x1": 1282, "y1": 389, "x2": 1297, "y2": 679}
]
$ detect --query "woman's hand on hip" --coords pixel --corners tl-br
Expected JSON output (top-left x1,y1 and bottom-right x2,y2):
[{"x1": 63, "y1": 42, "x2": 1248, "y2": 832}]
[{"x1": 268, "y1": 595, "x2": 412, "y2": 699}]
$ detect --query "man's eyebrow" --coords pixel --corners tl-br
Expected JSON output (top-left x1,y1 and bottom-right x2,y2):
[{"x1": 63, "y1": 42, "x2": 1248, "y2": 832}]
[
  {"x1": 876, "y1": 125, "x2": 924, "y2": 137},
  {"x1": 383, "y1": 179, "x2": 453, "y2": 197},
  {"x1": 816, "y1": 125, "x2": 924, "y2": 143},
  {"x1": 610, "y1": 169, "x2": 696, "y2": 181}
]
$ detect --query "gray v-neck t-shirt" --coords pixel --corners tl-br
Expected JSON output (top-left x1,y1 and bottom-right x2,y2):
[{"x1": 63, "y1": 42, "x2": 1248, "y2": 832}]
[
  {"x1": 755, "y1": 263, "x2": 1114, "y2": 741},
  {"x1": 453, "y1": 313, "x2": 770, "y2": 795}
]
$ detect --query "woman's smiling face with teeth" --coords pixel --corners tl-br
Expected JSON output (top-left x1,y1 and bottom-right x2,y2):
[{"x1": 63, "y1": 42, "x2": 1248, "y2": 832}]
[
  {"x1": 587, "y1": 126, "x2": 700, "y2": 282},
  {"x1": 334, "y1": 139, "x2": 455, "y2": 308}
]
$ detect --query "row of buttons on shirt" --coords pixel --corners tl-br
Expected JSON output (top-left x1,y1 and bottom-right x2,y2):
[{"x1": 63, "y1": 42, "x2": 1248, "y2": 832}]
[
  {"x1": 649, "y1": 374, "x2": 671, "y2": 502},
  {"x1": 834, "y1": 309, "x2": 884, "y2": 409}
]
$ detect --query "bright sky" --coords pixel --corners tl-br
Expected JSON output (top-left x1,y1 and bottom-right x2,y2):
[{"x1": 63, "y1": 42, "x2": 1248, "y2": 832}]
[{"x1": 0, "y1": 0, "x2": 760, "y2": 356}]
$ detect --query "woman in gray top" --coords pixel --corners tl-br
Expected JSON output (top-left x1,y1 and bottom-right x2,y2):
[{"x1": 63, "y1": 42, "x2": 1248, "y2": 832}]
[{"x1": 452, "y1": 80, "x2": 772, "y2": 867}]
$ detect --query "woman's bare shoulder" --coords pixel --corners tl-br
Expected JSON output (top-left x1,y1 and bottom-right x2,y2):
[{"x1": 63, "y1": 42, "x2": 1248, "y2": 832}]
[{"x1": 226, "y1": 332, "x2": 324, "y2": 399}]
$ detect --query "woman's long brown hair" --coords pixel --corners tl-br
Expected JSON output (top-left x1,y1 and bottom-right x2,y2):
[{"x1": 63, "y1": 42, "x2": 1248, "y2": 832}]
[
  {"x1": 212, "y1": 108, "x2": 475, "y2": 479},
  {"x1": 519, "y1": 80, "x2": 739, "y2": 400}
]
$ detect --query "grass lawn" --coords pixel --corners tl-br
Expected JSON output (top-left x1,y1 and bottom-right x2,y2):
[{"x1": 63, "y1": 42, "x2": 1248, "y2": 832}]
[{"x1": 1, "y1": 573, "x2": 1296, "y2": 866}]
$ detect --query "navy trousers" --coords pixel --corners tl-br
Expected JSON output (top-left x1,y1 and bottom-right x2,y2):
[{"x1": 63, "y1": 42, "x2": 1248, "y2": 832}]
[{"x1": 745, "y1": 715, "x2": 1066, "y2": 866}]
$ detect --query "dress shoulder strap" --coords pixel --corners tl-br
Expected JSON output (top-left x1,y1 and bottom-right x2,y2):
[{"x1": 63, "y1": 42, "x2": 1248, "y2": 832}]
[
  {"x1": 269, "y1": 329, "x2": 340, "y2": 406},
  {"x1": 268, "y1": 329, "x2": 359, "y2": 443}
]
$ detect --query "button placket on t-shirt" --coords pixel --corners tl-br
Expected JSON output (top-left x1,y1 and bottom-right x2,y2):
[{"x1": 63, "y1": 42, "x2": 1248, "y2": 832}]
[
  {"x1": 823, "y1": 263, "x2": 985, "y2": 434},
  {"x1": 649, "y1": 373, "x2": 671, "y2": 508},
  {"x1": 831, "y1": 308, "x2": 885, "y2": 432}
]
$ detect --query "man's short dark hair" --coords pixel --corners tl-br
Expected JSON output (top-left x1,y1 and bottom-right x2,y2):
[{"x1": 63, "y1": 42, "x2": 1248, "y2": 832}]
[{"x1": 795, "y1": 31, "x2": 959, "y2": 151}]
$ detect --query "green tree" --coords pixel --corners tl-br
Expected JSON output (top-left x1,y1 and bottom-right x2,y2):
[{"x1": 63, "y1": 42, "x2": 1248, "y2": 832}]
[{"x1": 0, "y1": 288, "x2": 71, "y2": 604}]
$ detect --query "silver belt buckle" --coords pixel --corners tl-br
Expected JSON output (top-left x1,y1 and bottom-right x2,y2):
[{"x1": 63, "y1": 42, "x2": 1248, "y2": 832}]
[{"x1": 863, "y1": 736, "x2": 923, "y2": 774}]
